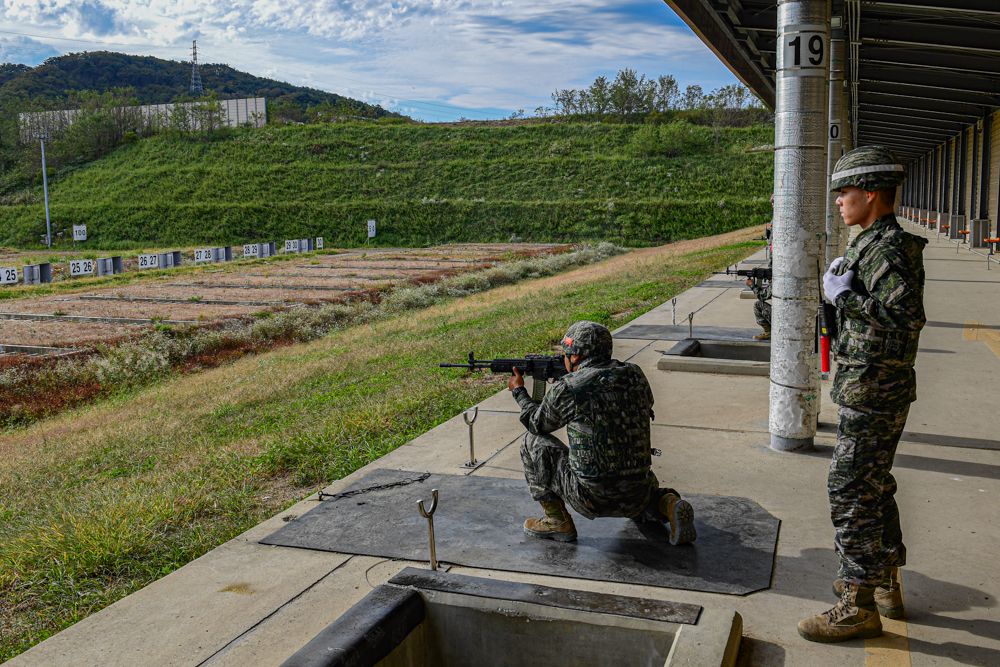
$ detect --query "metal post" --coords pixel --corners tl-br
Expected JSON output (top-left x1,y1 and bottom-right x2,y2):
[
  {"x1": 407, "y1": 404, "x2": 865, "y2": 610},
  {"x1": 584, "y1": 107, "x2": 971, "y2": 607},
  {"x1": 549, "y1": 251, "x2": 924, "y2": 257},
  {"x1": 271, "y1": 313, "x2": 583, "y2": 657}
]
[
  {"x1": 770, "y1": 0, "x2": 830, "y2": 453},
  {"x1": 688, "y1": 312, "x2": 694, "y2": 339},
  {"x1": 825, "y1": 7, "x2": 845, "y2": 267},
  {"x1": 416, "y1": 489, "x2": 439, "y2": 571},
  {"x1": 461, "y1": 406, "x2": 480, "y2": 469},
  {"x1": 36, "y1": 133, "x2": 52, "y2": 249},
  {"x1": 671, "y1": 298, "x2": 677, "y2": 325}
]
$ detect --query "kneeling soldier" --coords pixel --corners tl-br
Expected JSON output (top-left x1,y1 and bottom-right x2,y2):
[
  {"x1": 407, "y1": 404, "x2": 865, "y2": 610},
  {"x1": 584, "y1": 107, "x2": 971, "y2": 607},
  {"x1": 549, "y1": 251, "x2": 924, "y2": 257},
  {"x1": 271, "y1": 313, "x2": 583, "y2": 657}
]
[{"x1": 509, "y1": 320, "x2": 696, "y2": 545}]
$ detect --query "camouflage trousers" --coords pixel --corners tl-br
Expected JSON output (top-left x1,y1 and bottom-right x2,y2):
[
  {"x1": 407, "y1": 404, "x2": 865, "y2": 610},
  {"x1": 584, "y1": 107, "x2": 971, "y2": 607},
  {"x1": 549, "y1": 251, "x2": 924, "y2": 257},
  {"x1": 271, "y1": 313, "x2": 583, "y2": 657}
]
[
  {"x1": 520, "y1": 433, "x2": 658, "y2": 520},
  {"x1": 753, "y1": 300, "x2": 771, "y2": 328},
  {"x1": 829, "y1": 404, "x2": 909, "y2": 586}
]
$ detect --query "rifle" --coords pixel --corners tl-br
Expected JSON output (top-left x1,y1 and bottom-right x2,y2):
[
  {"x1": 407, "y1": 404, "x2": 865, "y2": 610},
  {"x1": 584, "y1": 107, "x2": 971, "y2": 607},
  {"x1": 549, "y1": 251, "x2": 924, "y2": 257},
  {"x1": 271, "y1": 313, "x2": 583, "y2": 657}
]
[
  {"x1": 725, "y1": 265, "x2": 772, "y2": 289},
  {"x1": 440, "y1": 351, "x2": 568, "y2": 401}
]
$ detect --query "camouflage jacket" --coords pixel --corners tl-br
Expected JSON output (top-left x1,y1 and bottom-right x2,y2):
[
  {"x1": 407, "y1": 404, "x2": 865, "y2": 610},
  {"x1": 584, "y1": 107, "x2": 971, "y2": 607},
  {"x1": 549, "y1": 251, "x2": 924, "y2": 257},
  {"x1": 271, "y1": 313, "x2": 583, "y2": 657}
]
[
  {"x1": 750, "y1": 255, "x2": 772, "y2": 302},
  {"x1": 515, "y1": 357, "x2": 655, "y2": 480},
  {"x1": 832, "y1": 214, "x2": 927, "y2": 409}
]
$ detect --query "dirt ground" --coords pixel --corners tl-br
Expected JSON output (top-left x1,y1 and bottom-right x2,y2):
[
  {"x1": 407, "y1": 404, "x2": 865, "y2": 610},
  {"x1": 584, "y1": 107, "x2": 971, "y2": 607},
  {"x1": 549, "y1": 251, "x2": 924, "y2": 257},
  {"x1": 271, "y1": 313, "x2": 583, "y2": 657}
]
[{"x1": 0, "y1": 244, "x2": 568, "y2": 348}]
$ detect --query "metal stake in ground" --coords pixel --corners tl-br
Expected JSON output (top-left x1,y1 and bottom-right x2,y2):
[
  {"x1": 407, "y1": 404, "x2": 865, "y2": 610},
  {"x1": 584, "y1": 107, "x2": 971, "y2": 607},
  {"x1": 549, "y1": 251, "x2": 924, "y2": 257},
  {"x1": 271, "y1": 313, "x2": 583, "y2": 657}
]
[
  {"x1": 34, "y1": 132, "x2": 52, "y2": 249},
  {"x1": 671, "y1": 298, "x2": 677, "y2": 325},
  {"x1": 416, "y1": 489, "x2": 439, "y2": 571},
  {"x1": 688, "y1": 312, "x2": 694, "y2": 339},
  {"x1": 461, "y1": 406, "x2": 480, "y2": 469}
]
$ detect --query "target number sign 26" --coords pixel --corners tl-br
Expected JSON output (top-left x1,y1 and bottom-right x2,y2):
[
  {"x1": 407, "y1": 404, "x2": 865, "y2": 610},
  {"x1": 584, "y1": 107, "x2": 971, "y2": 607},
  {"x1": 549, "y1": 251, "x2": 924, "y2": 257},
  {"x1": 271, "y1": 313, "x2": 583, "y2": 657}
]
[{"x1": 137, "y1": 254, "x2": 159, "y2": 269}]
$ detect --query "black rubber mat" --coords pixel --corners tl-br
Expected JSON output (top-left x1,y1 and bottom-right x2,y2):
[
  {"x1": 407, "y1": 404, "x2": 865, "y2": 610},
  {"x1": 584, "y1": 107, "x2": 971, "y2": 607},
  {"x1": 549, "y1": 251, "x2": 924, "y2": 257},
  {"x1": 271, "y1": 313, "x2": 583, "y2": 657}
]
[
  {"x1": 613, "y1": 325, "x2": 762, "y2": 342},
  {"x1": 261, "y1": 469, "x2": 780, "y2": 595}
]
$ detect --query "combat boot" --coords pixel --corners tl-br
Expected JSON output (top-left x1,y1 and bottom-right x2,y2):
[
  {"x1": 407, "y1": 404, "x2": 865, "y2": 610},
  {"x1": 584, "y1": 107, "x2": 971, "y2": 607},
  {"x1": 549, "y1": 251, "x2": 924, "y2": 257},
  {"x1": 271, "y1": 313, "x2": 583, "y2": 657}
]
[
  {"x1": 660, "y1": 492, "x2": 697, "y2": 545},
  {"x1": 524, "y1": 500, "x2": 577, "y2": 542},
  {"x1": 833, "y1": 567, "x2": 905, "y2": 619},
  {"x1": 754, "y1": 326, "x2": 771, "y2": 340},
  {"x1": 798, "y1": 583, "x2": 882, "y2": 643}
]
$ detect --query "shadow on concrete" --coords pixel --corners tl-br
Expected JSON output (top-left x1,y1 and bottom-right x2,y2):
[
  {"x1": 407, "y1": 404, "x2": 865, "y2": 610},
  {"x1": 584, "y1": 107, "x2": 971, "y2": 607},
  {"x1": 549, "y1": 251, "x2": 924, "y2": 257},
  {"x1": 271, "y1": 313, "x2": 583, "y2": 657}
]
[
  {"x1": 893, "y1": 453, "x2": 1000, "y2": 481},
  {"x1": 905, "y1": 638, "x2": 1000, "y2": 666},
  {"x1": 917, "y1": 348, "x2": 956, "y2": 354},
  {"x1": 925, "y1": 320, "x2": 1000, "y2": 329},
  {"x1": 814, "y1": 423, "x2": 1000, "y2": 452},
  {"x1": 735, "y1": 636, "x2": 786, "y2": 667}
]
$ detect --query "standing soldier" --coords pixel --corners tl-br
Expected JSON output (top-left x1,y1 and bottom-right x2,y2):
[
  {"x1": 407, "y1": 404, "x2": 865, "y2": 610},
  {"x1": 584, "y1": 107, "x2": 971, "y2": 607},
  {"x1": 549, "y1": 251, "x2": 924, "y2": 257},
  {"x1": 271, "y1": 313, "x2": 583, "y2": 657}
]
[
  {"x1": 508, "y1": 321, "x2": 697, "y2": 546},
  {"x1": 798, "y1": 146, "x2": 927, "y2": 643}
]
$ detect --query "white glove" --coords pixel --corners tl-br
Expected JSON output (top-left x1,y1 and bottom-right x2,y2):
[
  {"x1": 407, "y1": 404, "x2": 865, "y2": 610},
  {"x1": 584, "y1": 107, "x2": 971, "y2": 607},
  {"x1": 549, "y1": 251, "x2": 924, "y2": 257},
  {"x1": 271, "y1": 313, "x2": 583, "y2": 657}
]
[
  {"x1": 829, "y1": 257, "x2": 846, "y2": 273},
  {"x1": 823, "y1": 267, "x2": 854, "y2": 302}
]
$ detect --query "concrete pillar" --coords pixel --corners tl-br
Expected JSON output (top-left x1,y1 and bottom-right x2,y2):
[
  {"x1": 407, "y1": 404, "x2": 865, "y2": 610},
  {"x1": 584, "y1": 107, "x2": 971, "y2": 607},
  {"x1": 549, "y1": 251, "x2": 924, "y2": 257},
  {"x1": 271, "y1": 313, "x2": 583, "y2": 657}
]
[
  {"x1": 825, "y1": 18, "x2": 845, "y2": 267},
  {"x1": 770, "y1": 0, "x2": 830, "y2": 453}
]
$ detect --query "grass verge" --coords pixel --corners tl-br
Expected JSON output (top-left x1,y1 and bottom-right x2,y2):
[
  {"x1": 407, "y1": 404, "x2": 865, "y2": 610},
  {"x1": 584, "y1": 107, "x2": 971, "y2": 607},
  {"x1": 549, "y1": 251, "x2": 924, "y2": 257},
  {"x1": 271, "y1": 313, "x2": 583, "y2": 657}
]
[{"x1": 0, "y1": 228, "x2": 762, "y2": 660}]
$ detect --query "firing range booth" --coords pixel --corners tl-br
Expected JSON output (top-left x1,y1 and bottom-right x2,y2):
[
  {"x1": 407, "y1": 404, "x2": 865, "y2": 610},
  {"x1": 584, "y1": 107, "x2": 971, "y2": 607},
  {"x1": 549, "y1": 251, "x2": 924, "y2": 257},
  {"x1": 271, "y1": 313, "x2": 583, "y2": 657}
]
[{"x1": 664, "y1": 0, "x2": 1000, "y2": 452}]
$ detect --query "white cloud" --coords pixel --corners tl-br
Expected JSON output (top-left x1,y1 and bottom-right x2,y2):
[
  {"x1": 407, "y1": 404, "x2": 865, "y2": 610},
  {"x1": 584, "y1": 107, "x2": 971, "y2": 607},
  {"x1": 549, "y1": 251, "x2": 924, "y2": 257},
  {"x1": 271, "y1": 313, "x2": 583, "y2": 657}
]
[{"x1": 0, "y1": 0, "x2": 739, "y2": 120}]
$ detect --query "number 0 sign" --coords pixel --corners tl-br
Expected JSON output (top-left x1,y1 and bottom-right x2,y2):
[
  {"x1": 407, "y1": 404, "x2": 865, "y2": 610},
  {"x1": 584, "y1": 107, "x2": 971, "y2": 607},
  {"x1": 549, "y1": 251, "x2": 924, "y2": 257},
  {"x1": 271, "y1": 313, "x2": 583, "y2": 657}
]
[{"x1": 780, "y1": 26, "x2": 827, "y2": 76}]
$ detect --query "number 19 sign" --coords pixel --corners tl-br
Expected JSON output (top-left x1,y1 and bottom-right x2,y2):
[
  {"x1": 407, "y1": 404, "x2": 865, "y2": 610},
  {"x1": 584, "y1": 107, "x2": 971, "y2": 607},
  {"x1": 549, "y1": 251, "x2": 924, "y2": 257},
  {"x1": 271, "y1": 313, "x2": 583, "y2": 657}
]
[{"x1": 780, "y1": 25, "x2": 828, "y2": 76}]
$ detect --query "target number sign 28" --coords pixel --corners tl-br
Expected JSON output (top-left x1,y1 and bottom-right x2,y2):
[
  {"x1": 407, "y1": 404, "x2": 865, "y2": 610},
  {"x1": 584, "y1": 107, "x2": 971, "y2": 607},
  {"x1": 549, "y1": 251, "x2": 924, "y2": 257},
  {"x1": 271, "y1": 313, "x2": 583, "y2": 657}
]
[
  {"x1": 244, "y1": 244, "x2": 259, "y2": 258},
  {"x1": 70, "y1": 259, "x2": 94, "y2": 276},
  {"x1": 0, "y1": 267, "x2": 17, "y2": 284}
]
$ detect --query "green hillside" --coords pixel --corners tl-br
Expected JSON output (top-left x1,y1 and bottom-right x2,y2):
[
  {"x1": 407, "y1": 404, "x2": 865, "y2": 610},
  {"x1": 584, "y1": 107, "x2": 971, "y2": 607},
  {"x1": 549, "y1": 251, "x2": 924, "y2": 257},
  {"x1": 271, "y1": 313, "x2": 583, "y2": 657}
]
[
  {"x1": 0, "y1": 120, "x2": 775, "y2": 248},
  {"x1": 0, "y1": 52, "x2": 393, "y2": 116}
]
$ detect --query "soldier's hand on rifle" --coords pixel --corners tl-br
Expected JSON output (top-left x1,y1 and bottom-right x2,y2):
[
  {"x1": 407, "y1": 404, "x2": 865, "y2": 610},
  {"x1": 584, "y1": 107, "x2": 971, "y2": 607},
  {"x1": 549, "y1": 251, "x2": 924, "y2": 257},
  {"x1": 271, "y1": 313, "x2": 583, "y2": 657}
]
[
  {"x1": 508, "y1": 366, "x2": 525, "y2": 392},
  {"x1": 746, "y1": 278, "x2": 753, "y2": 287}
]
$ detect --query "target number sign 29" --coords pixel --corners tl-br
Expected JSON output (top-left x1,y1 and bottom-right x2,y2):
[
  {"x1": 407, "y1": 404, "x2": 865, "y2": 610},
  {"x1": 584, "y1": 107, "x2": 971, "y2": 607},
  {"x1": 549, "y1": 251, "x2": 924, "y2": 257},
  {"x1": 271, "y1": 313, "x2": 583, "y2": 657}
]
[
  {"x1": 70, "y1": 259, "x2": 94, "y2": 276},
  {"x1": 0, "y1": 267, "x2": 17, "y2": 284},
  {"x1": 244, "y1": 244, "x2": 259, "y2": 258},
  {"x1": 781, "y1": 27, "x2": 827, "y2": 75}
]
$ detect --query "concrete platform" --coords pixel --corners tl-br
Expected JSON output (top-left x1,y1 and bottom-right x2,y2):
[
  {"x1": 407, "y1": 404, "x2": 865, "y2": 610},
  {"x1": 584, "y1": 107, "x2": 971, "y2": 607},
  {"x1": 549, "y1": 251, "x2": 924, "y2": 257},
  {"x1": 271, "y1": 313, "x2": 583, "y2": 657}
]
[{"x1": 7, "y1": 225, "x2": 1000, "y2": 667}]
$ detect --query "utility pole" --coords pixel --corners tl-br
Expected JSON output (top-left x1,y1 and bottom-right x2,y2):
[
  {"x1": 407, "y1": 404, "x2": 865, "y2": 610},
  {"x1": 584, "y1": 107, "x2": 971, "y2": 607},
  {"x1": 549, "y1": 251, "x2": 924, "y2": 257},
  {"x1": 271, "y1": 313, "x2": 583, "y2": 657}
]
[
  {"x1": 190, "y1": 40, "x2": 204, "y2": 95},
  {"x1": 34, "y1": 131, "x2": 52, "y2": 249}
]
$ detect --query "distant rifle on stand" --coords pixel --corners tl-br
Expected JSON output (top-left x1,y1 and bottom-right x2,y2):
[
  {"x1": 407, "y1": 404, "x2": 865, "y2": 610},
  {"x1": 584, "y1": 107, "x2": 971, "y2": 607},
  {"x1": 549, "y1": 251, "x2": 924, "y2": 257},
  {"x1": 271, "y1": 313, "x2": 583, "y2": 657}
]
[
  {"x1": 440, "y1": 351, "x2": 567, "y2": 401},
  {"x1": 725, "y1": 265, "x2": 772, "y2": 289}
]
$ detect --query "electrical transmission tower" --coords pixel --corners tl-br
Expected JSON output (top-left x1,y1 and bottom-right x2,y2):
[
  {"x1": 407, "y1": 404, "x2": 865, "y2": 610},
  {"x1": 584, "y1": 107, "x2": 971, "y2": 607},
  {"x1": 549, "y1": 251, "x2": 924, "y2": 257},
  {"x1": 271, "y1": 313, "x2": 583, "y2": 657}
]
[{"x1": 190, "y1": 40, "x2": 204, "y2": 94}]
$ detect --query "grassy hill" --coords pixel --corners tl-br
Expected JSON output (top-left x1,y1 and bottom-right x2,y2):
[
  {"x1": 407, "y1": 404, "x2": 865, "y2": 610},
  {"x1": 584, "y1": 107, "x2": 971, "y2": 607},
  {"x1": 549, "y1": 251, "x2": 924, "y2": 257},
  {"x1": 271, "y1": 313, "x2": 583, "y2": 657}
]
[
  {"x1": 0, "y1": 51, "x2": 392, "y2": 116},
  {"x1": 0, "y1": 120, "x2": 774, "y2": 248}
]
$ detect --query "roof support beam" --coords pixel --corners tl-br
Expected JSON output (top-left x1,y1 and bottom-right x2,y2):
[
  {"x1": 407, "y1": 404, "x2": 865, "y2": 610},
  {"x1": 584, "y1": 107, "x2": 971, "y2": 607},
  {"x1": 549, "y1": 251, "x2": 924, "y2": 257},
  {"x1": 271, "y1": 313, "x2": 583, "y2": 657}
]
[
  {"x1": 860, "y1": 21, "x2": 1000, "y2": 55},
  {"x1": 858, "y1": 110, "x2": 967, "y2": 132},
  {"x1": 661, "y1": 0, "x2": 776, "y2": 107}
]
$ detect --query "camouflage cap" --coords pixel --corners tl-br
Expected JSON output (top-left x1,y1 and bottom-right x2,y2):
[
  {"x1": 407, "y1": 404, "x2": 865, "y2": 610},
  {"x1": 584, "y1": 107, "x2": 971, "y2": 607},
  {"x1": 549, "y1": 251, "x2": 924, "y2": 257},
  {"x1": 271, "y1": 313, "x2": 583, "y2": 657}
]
[
  {"x1": 561, "y1": 321, "x2": 613, "y2": 360},
  {"x1": 830, "y1": 145, "x2": 906, "y2": 192}
]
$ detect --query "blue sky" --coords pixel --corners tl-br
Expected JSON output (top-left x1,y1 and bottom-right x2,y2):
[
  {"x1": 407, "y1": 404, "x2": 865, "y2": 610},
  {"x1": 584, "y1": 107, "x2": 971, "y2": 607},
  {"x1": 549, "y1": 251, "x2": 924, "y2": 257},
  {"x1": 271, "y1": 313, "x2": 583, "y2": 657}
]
[{"x1": 0, "y1": 0, "x2": 740, "y2": 122}]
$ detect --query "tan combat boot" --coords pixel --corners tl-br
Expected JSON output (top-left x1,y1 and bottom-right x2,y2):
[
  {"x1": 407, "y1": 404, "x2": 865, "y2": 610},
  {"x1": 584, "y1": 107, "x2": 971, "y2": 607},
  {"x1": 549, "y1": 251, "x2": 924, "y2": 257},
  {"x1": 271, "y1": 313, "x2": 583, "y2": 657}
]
[
  {"x1": 754, "y1": 326, "x2": 771, "y2": 340},
  {"x1": 833, "y1": 567, "x2": 905, "y2": 619},
  {"x1": 660, "y1": 493, "x2": 697, "y2": 545},
  {"x1": 524, "y1": 500, "x2": 577, "y2": 542},
  {"x1": 798, "y1": 583, "x2": 883, "y2": 643}
]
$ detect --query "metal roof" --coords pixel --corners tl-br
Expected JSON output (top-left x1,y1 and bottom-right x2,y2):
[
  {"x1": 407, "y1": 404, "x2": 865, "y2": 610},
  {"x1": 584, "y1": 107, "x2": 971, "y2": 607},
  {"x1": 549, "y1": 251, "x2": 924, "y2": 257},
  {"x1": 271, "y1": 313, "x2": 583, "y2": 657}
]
[{"x1": 663, "y1": 0, "x2": 1000, "y2": 162}]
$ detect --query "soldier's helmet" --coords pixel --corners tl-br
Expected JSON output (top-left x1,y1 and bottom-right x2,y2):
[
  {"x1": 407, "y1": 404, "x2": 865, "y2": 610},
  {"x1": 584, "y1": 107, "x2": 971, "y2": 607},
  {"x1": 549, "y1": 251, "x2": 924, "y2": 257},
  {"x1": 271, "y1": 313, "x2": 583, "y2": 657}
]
[
  {"x1": 830, "y1": 145, "x2": 906, "y2": 192},
  {"x1": 561, "y1": 321, "x2": 613, "y2": 361}
]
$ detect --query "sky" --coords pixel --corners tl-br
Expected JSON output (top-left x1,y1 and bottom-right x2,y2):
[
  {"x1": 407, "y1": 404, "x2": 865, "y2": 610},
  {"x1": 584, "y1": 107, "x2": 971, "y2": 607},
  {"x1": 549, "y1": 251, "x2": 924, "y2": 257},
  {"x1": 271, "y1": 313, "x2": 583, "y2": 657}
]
[{"x1": 0, "y1": 0, "x2": 740, "y2": 122}]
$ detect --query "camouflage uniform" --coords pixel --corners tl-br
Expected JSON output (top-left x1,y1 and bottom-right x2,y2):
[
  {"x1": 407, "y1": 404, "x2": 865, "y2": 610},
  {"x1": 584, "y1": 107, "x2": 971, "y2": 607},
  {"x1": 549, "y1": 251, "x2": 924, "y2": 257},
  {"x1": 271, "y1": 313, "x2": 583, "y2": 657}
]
[
  {"x1": 515, "y1": 322, "x2": 659, "y2": 520},
  {"x1": 827, "y1": 147, "x2": 927, "y2": 587},
  {"x1": 751, "y1": 254, "x2": 772, "y2": 329}
]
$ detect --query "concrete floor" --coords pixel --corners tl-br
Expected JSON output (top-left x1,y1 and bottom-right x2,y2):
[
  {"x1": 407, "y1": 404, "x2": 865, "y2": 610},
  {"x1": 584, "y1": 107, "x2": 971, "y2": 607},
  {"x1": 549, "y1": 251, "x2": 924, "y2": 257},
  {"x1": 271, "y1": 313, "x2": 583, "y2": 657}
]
[{"x1": 6, "y1": 222, "x2": 1000, "y2": 667}]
